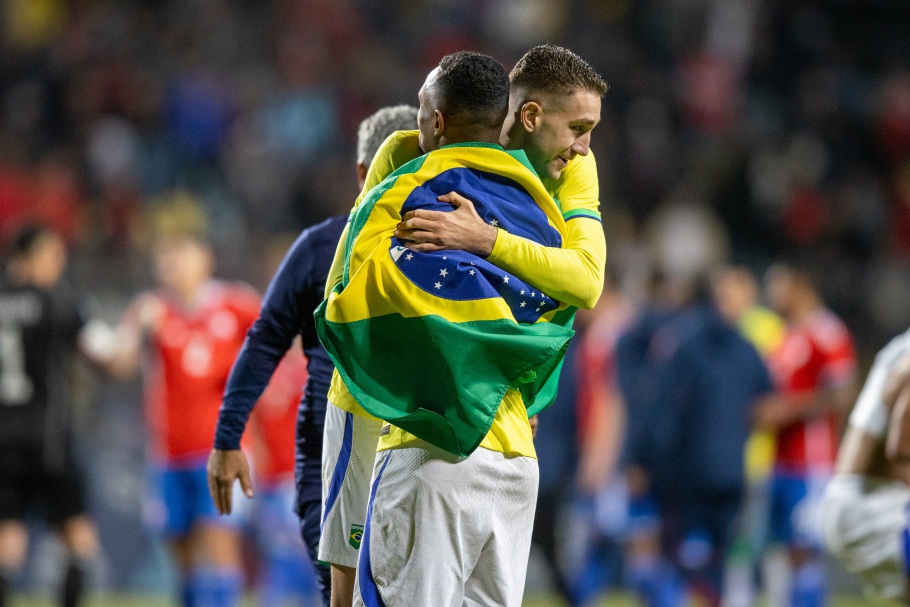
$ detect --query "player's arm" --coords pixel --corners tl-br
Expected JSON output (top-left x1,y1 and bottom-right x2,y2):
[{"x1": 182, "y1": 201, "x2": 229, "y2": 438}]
[
  {"x1": 396, "y1": 153, "x2": 606, "y2": 309},
  {"x1": 104, "y1": 293, "x2": 165, "y2": 378},
  {"x1": 755, "y1": 329, "x2": 857, "y2": 429},
  {"x1": 209, "y1": 234, "x2": 316, "y2": 514}
]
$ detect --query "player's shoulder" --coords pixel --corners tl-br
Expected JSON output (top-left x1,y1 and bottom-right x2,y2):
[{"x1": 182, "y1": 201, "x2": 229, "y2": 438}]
[
  {"x1": 550, "y1": 150, "x2": 600, "y2": 216},
  {"x1": 377, "y1": 129, "x2": 421, "y2": 165},
  {"x1": 299, "y1": 215, "x2": 347, "y2": 245}
]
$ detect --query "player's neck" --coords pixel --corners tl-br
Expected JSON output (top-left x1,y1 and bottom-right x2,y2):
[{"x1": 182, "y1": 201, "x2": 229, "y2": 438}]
[{"x1": 437, "y1": 125, "x2": 502, "y2": 149}]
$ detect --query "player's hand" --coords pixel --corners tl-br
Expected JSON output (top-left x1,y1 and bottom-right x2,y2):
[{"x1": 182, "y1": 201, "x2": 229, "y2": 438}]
[
  {"x1": 529, "y1": 415, "x2": 539, "y2": 437},
  {"x1": 206, "y1": 449, "x2": 254, "y2": 515},
  {"x1": 394, "y1": 191, "x2": 498, "y2": 257}
]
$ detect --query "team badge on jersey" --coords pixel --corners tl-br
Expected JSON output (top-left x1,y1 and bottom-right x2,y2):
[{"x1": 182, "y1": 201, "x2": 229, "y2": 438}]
[{"x1": 349, "y1": 524, "x2": 364, "y2": 549}]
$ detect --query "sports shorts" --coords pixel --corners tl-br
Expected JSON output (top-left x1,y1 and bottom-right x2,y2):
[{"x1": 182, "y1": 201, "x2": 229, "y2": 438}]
[
  {"x1": 768, "y1": 468, "x2": 829, "y2": 549},
  {"x1": 821, "y1": 474, "x2": 910, "y2": 601},
  {"x1": 318, "y1": 403, "x2": 383, "y2": 568},
  {"x1": 0, "y1": 442, "x2": 86, "y2": 526},
  {"x1": 354, "y1": 443, "x2": 539, "y2": 607}
]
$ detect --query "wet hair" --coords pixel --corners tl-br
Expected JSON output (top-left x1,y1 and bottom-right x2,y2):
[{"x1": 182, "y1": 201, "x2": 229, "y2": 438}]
[
  {"x1": 510, "y1": 44, "x2": 608, "y2": 97},
  {"x1": 431, "y1": 51, "x2": 510, "y2": 128},
  {"x1": 357, "y1": 105, "x2": 419, "y2": 165}
]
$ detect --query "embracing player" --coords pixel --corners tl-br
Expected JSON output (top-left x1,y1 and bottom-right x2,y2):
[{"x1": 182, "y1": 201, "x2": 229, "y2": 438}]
[
  {"x1": 821, "y1": 329, "x2": 910, "y2": 603},
  {"x1": 754, "y1": 263, "x2": 857, "y2": 607},
  {"x1": 112, "y1": 232, "x2": 260, "y2": 607},
  {"x1": 318, "y1": 44, "x2": 607, "y2": 607}
]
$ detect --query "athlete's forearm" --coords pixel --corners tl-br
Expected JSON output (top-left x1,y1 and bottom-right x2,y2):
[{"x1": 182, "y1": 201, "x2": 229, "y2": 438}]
[
  {"x1": 217, "y1": 236, "x2": 314, "y2": 450},
  {"x1": 486, "y1": 217, "x2": 606, "y2": 310}
]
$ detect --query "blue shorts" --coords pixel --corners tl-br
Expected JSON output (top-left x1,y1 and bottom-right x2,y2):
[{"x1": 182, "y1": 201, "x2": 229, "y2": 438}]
[
  {"x1": 150, "y1": 461, "x2": 246, "y2": 537},
  {"x1": 769, "y1": 469, "x2": 827, "y2": 549}
]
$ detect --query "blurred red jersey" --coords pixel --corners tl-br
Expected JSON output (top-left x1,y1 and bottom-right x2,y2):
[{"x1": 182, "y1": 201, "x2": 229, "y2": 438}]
[
  {"x1": 146, "y1": 281, "x2": 260, "y2": 464},
  {"x1": 769, "y1": 309, "x2": 856, "y2": 471},
  {"x1": 250, "y1": 346, "x2": 307, "y2": 487}
]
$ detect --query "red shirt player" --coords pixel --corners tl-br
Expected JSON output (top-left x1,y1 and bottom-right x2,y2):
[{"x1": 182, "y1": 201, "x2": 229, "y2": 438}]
[
  {"x1": 755, "y1": 263, "x2": 857, "y2": 607},
  {"x1": 114, "y1": 233, "x2": 259, "y2": 607}
]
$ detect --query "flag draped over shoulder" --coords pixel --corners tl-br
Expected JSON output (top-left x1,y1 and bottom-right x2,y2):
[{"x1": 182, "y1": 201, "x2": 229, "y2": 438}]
[{"x1": 314, "y1": 142, "x2": 576, "y2": 456}]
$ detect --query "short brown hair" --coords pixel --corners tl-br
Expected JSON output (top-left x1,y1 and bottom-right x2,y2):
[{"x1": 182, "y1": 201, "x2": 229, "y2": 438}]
[{"x1": 510, "y1": 44, "x2": 608, "y2": 97}]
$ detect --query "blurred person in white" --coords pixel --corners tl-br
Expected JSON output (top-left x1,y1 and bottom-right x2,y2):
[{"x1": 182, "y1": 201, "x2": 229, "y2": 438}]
[
  {"x1": 0, "y1": 226, "x2": 119, "y2": 607},
  {"x1": 755, "y1": 263, "x2": 857, "y2": 607},
  {"x1": 821, "y1": 331, "x2": 910, "y2": 604}
]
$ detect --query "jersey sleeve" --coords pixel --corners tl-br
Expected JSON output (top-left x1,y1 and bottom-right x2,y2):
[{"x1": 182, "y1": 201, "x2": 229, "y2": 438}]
[
  {"x1": 353, "y1": 129, "x2": 422, "y2": 209},
  {"x1": 849, "y1": 330, "x2": 910, "y2": 437},
  {"x1": 486, "y1": 213, "x2": 606, "y2": 309},
  {"x1": 485, "y1": 151, "x2": 605, "y2": 309},
  {"x1": 215, "y1": 233, "x2": 317, "y2": 450}
]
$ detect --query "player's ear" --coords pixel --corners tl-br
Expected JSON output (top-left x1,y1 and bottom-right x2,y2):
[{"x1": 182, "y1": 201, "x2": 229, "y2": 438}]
[
  {"x1": 519, "y1": 101, "x2": 542, "y2": 132},
  {"x1": 356, "y1": 163, "x2": 368, "y2": 189},
  {"x1": 433, "y1": 109, "x2": 445, "y2": 137}
]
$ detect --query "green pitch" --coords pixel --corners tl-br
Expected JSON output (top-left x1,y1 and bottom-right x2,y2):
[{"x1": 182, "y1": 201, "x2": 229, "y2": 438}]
[{"x1": 9, "y1": 593, "x2": 901, "y2": 606}]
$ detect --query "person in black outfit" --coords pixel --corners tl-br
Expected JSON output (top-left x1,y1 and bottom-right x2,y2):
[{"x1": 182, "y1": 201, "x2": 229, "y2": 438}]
[{"x1": 0, "y1": 225, "x2": 118, "y2": 607}]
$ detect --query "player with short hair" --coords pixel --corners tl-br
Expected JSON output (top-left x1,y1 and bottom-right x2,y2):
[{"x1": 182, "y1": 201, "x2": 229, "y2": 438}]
[
  {"x1": 315, "y1": 45, "x2": 607, "y2": 607},
  {"x1": 0, "y1": 225, "x2": 117, "y2": 607},
  {"x1": 113, "y1": 233, "x2": 261, "y2": 607},
  {"x1": 821, "y1": 330, "x2": 910, "y2": 603},
  {"x1": 755, "y1": 263, "x2": 857, "y2": 607},
  {"x1": 206, "y1": 104, "x2": 419, "y2": 607}
]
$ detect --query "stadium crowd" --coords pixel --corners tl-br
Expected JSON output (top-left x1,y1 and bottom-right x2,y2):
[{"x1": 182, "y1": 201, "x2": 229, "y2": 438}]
[{"x1": 1, "y1": 0, "x2": 910, "y2": 605}]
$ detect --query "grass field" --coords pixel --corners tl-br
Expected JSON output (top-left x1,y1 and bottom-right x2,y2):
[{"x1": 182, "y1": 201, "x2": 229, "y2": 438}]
[{"x1": 8, "y1": 594, "x2": 901, "y2": 607}]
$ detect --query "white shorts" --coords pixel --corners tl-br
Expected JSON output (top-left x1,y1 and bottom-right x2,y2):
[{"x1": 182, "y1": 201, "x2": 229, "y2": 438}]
[
  {"x1": 318, "y1": 403, "x2": 384, "y2": 568},
  {"x1": 820, "y1": 474, "x2": 910, "y2": 601},
  {"x1": 354, "y1": 444, "x2": 539, "y2": 607}
]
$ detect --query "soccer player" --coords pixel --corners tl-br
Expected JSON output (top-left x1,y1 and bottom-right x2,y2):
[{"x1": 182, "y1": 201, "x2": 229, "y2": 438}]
[
  {"x1": 711, "y1": 266, "x2": 785, "y2": 607},
  {"x1": 317, "y1": 50, "x2": 603, "y2": 607},
  {"x1": 821, "y1": 328, "x2": 910, "y2": 603},
  {"x1": 321, "y1": 44, "x2": 607, "y2": 607},
  {"x1": 207, "y1": 104, "x2": 419, "y2": 607},
  {"x1": 112, "y1": 232, "x2": 260, "y2": 607},
  {"x1": 0, "y1": 226, "x2": 117, "y2": 607},
  {"x1": 756, "y1": 263, "x2": 857, "y2": 607}
]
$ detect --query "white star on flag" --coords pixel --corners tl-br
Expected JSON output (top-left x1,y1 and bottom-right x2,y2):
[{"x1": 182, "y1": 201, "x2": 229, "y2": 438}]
[
  {"x1": 440, "y1": 269, "x2": 448, "y2": 277},
  {"x1": 434, "y1": 282, "x2": 442, "y2": 289},
  {"x1": 520, "y1": 302, "x2": 526, "y2": 307},
  {"x1": 491, "y1": 219, "x2": 499, "y2": 226},
  {"x1": 531, "y1": 291, "x2": 535, "y2": 297},
  {"x1": 503, "y1": 276, "x2": 509, "y2": 283},
  {"x1": 520, "y1": 290, "x2": 525, "y2": 295},
  {"x1": 469, "y1": 269, "x2": 475, "y2": 276},
  {"x1": 405, "y1": 253, "x2": 413, "y2": 261}
]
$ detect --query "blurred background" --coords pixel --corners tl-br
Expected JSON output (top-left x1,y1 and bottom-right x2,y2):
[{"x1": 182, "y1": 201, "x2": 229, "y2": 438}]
[{"x1": 1, "y1": 0, "x2": 910, "y2": 605}]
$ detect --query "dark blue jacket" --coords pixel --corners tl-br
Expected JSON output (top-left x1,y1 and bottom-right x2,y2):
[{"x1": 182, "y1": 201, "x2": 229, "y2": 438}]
[
  {"x1": 214, "y1": 216, "x2": 346, "y2": 501},
  {"x1": 657, "y1": 305, "x2": 772, "y2": 495}
]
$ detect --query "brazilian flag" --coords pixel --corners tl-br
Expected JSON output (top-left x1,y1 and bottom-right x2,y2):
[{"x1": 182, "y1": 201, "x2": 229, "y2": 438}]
[{"x1": 315, "y1": 142, "x2": 576, "y2": 457}]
